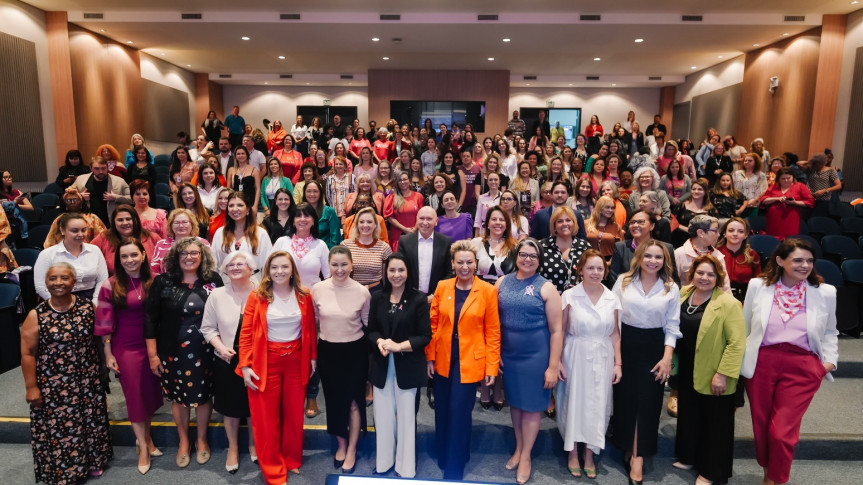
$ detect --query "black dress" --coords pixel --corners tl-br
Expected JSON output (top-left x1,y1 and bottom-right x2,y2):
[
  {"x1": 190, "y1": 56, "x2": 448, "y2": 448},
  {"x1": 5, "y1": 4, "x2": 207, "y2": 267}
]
[
  {"x1": 675, "y1": 296, "x2": 736, "y2": 483},
  {"x1": 233, "y1": 171, "x2": 257, "y2": 209}
]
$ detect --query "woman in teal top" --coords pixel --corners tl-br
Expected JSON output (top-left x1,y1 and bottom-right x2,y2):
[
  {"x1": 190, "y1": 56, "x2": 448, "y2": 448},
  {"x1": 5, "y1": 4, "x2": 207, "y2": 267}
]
[
  {"x1": 302, "y1": 180, "x2": 341, "y2": 248},
  {"x1": 259, "y1": 158, "x2": 295, "y2": 216},
  {"x1": 495, "y1": 238, "x2": 563, "y2": 484}
]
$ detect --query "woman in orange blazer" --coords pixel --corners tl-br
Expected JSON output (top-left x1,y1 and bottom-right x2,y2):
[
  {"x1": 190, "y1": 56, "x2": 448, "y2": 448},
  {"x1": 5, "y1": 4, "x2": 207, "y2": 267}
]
[
  {"x1": 426, "y1": 239, "x2": 501, "y2": 481},
  {"x1": 237, "y1": 250, "x2": 317, "y2": 485}
]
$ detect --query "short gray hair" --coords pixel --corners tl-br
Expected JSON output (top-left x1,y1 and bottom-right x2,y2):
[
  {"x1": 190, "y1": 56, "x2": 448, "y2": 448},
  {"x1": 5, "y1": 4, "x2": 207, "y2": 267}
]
[
  {"x1": 47, "y1": 262, "x2": 77, "y2": 280},
  {"x1": 633, "y1": 166, "x2": 660, "y2": 191},
  {"x1": 688, "y1": 214, "x2": 719, "y2": 238},
  {"x1": 220, "y1": 250, "x2": 258, "y2": 275}
]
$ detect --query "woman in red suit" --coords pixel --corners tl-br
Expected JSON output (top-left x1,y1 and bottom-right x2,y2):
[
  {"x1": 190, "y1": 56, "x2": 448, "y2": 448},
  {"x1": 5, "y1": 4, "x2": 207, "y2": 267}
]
[
  {"x1": 427, "y1": 240, "x2": 501, "y2": 481},
  {"x1": 237, "y1": 250, "x2": 317, "y2": 485},
  {"x1": 759, "y1": 168, "x2": 814, "y2": 240}
]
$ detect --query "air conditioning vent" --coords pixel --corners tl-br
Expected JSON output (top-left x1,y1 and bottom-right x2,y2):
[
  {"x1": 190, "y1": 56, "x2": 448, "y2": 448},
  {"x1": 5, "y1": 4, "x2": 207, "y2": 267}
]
[
  {"x1": 648, "y1": 76, "x2": 662, "y2": 81},
  {"x1": 580, "y1": 14, "x2": 601, "y2": 21},
  {"x1": 340, "y1": 74, "x2": 354, "y2": 80},
  {"x1": 586, "y1": 76, "x2": 600, "y2": 80},
  {"x1": 279, "y1": 74, "x2": 293, "y2": 79},
  {"x1": 380, "y1": 14, "x2": 401, "y2": 21},
  {"x1": 218, "y1": 74, "x2": 232, "y2": 79},
  {"x1": 280, "y1": 13, "x2": 301, "y2": 20},
  {"x1": 682, "y1": 15, "x2": 703, "y2": 22},
  {"x1": 784, "y1": 15, "x2": 805, "y2": 22},
  {"x1": 523, "y1": 75, "x2": 537, "y2": 81},
  {"x1": 477, "y1": 14, "x2": 498, "y2": 21},
  {"x1": 83, "y1": 13, "x2": 103, "y2": 19},
  {"x1": 181, "y1": 13, "x2": 202, "y2": 20}
]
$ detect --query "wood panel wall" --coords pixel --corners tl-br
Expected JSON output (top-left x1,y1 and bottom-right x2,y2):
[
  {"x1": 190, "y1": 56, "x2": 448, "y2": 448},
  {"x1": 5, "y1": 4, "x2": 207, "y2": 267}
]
[
  {"x1": 45, "y1": 12, "x2": 77, "y2": 165},
  {"x1": 0, "y1": 31, "x2": 46, "y2": 181},
  {"x1": 659, "y1": 86, "x2": 675, "y2": 136},
  {"x1": 841, "y1": 46, "x2": 863, "y2": 191},
  {"x1": 68, "y1": 26, "x2": 143, "y2": 161},
  {"x1": 368, "y1": 69, "x2": 510, "y2": 135},
  {"x1": 194, "y1": 74, "x2": 224, "y2": 130},
  {"x1": 809, "y1": 15, "x2": 847, "y2": 155},
  {"x1": 737, "y1": 30, "x2": 821, "y2": 159}
]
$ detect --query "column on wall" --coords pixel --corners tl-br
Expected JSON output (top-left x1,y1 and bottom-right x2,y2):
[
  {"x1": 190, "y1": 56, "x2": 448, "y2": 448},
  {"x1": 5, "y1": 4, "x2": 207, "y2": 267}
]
[
  {"x1": 45, "y1": 11, "x2": 77, "y2": 165},
  {"x1": 809, "y1": 14, "x2": 847, "y2": 155},
  {"x1": 659, "y1": 86, "x2": 675, "y2": 137},
  {"x1": 195, "y1": 73, "x2": 224, "y2": 128}
]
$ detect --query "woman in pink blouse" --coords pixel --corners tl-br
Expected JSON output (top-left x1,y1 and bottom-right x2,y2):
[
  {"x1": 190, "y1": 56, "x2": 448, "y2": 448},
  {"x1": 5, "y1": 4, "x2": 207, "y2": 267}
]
[
  {"x1": 150, "y1": 209, "x2": 211, "y2": 275},
  {"x1": 130, "y1": 180, "x2": 166, "y2": 239},
  {"x1": 384, "y1": 172, "x2": 424, "y2": 251}
]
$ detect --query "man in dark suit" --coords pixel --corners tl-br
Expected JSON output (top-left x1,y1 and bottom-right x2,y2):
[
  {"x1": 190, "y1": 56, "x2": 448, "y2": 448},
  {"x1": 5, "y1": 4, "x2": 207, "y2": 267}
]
[
  {"x1": 645, "y1": 114, "x2": 668, "y2": 138},
  {"x1": 529, "y1": 180, "x2": 586, "y2": 240},
  {"x1": 397, "y1": 206, "x2": 452, "y2": 409}
]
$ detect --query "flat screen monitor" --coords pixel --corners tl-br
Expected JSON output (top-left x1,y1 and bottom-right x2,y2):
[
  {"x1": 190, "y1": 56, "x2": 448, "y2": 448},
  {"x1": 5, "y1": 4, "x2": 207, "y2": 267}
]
[
  {"x1": 390, "y1": 101, "x2": 486, "y2": 132},
  {"x1": 519, "y1": 107, "x2": 582, "y2": 145}
]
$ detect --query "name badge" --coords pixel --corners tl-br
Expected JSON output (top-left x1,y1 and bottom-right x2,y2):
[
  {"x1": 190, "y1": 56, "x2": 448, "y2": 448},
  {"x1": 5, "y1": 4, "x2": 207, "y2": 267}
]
[{"x1": 238, "y1": 184, "x2": 244, "y2": 191}]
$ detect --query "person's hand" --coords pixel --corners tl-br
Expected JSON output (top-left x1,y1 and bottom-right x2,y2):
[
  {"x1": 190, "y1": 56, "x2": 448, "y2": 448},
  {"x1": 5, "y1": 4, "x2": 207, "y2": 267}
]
[
  {"x1": 558, "y1": 365, "x2": 567, "y2": 382},
  {"x1": 822, "y1": 362, "x2": 835, "y2": 376},
  {"x1": 714, "y1": 169, "x2": 722, "y2": 175},
  {"x1": 64, "y1": 177, "x2": 73, "y2": 184},
  {"x1": 103, "y1": 192, "x2": 117, "y2": 202},
  {"x1": 612, "y1": 365, "x2": 622, "y2": 384},
  {"x1": 104, "y1": 352, "x2": 120, "y2": 376},
  {"x1": 377, "y1": 338, "x2": 390, "y2": 357},
  {"x1": 148, "y1": 355, "x2": 163, "y2": 377},
  {"x1": 484, "y1": 375, "x2": 496, "y2": 386},
  {"x1": 215, "y1": 345, "x2": 236, "y2": 364},
  {"x1": 651, "y1": 358, "x2": 672, "y2": 383},
  {"x1": 310, "y1": 359, "x2": 317, "y2": 378},
  {"x1": 711, "y1": 372, "x2": 727, "y2": 396},
  {"x1": 80, "y1": 189, "x2": 91, "y2": 201},
  {"x1": 25, "y1": 387, "x2": 43, "y2": 409},
  {"x1": 543, "y1": 366, "x2": 558, "y2": 389},
  {"x1": 241, "y1": 366, "x2": 260, "y2": 391},
  {"x1": 427, "y1": 361, "x2": 435, "y2": 379},
  {"x1": 671, "y1": 197, "x2": 680, "y2": 205}
]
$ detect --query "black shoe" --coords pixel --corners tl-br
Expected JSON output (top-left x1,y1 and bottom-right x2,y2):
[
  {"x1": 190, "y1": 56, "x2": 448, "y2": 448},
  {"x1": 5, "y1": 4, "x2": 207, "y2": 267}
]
[
  {"x1": 373, "y1": 465, "x2": 394, "y2": 476},
  {"x1": 334, "y1": 457, "x2": 344, "y2": 469},
  {"x1": 342, "y1": 462, "x2": 356, "y2": 474},
  {"x1": 628, "y1": 478, "x2": 642, "y2": 485},
  {"x1": 480, "y1": 400, "x2": 492, "y2": 409},
  {"x1": 427, "y1": 387, "x2": 435, "y2": 409},
  {"x1": 493, "y1": 401, "x2": 505, "y2": 411}
]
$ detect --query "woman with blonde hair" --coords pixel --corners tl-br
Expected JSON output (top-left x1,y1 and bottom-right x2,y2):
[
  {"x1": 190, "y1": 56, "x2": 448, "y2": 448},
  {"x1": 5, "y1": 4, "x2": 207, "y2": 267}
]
[
  {"x1": 149, "y1": 208, "x2": 211, "y2": 275},
  {"x1": 238, "y1": 250, "x2": 317, "y2": 483},
  {"x1": 585, "y1": 196, "x2": 624, "y2": 261},
  {"x1": 612, "y1": 240, "x2": 680, "y2": 484},
  {"x1": 384, "y1": 172, "x2": 425, "y2": 251},
  {"x1": 341, "y1": 207, "x2": 393, "y2": 291}
]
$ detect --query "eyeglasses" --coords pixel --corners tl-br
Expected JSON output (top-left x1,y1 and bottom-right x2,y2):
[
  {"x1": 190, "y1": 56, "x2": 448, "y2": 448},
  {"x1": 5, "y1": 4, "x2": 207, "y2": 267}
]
[
  {"x1": 517, "y1": 252, "x2": 539, "y2": 261},
  {"x1": 180, "y1": 250, "x2": 201, "y2": 258},
  {"x1": 64, "y1": 198, "x2": 79, "y2": 204},
  {"x1": 226, "y1": 262, "x2": 247, "y2": 269},
  {"x1": 629, "y1": 220, "x2": 649, "y2": 226},
  {"x1": 500, "y1": 197, "x2": 515, "y2": 202}
]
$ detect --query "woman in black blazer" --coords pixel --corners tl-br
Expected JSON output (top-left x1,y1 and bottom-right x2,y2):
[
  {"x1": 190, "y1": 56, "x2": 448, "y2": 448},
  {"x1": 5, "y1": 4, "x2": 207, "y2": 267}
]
[{"x1": 366, "y1": 254, "x2": 432, "y2": 478}]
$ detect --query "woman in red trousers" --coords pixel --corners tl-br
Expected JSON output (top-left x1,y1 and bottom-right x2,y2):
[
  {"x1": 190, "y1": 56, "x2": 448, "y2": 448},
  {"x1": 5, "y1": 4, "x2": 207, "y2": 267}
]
[{"x1": 237, "y1": 250, "x2": 317, "y2": 485}]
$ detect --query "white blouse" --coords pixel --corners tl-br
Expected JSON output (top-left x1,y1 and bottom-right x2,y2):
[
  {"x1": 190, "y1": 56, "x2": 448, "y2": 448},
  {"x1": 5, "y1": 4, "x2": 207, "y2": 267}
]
[
  {"x1": 612, "y1": 273, "x2": 682, "y2": 347},
  {"x1": 210, "y1": 227, "x2": 274, "y2": 272},
  {"x1": 267, "y1": 291, "x2": 302, "y2": 342},
  {"x1": 272, "y1": 235, "x2": 331, "y2": 287},
  {"x1": 33, "y1": 241, "x2": 108, "y2": 307}
]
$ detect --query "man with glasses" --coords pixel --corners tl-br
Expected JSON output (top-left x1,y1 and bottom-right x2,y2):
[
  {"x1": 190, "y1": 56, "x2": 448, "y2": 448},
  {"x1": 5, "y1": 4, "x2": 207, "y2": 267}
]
[
  {"x1": 529, "y1": 181, "x2": 586, "y2": 240},
  {"x1": 73, "y1": 158, "x2": 132, "y2": 227}
]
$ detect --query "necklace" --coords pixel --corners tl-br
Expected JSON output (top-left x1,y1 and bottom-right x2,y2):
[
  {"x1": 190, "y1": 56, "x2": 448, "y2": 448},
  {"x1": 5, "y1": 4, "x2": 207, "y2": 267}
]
[
  {"x1": 685, "y1": 294, "x2": 710, "y2": 315},
  {"x1": 47, "y1": 296, "x2": 75, "y2": 313},
  {"x1": 129, "y1": 277, "x2": 142, "y2": 301}
]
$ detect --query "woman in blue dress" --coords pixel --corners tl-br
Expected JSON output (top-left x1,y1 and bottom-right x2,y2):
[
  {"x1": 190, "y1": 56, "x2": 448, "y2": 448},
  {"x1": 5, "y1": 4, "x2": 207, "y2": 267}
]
[{"x1": 495, "y1": 238, "x2": 563, "y2": 484}]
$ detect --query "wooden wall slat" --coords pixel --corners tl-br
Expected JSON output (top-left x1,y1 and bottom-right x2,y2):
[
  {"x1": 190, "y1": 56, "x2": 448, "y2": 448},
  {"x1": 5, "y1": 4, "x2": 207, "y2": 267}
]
[
  {"x1": 809, "y1": 15, "x2": 847, "y2": 156},
  {"x1": 0, "y1": 31, "x2": 47, "y2": 182},
  {"x1": 841, "y1": 47, "x2": 863, "y2": 192},
  {"x1": 367, "y1": 69, "x2": 509, "y2": 136}
]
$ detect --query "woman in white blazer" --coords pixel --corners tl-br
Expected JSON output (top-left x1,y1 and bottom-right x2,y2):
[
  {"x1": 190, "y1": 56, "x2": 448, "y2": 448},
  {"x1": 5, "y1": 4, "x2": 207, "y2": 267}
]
[{"x1": 741, "y1": 238, "x2": 838, "y2": 485}]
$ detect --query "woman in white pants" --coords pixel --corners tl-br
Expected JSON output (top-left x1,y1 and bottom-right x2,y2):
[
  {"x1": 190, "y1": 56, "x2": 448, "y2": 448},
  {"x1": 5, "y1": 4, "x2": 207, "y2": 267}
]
[{"x1": 366, "y1": 254, "x2": 432, "y2": 477}]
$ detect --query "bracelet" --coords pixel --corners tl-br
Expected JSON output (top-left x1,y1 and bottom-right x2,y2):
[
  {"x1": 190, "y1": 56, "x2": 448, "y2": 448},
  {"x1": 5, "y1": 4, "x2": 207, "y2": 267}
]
[
  {"x1": 103, "y1": 338, "x2": 112, "y2": 344},
  {"x1": 614, "y1": 363, "x2": 622, "y2": 367}
]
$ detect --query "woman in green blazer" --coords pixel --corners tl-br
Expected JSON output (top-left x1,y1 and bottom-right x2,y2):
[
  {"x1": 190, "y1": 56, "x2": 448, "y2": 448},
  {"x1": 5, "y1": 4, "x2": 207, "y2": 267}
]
[
  {"x1": 674, "y1": 254, "x2": 745, "y2": 485},
  {"x1": 259, "y1": 158, "x2": 295, "y2": 216}
]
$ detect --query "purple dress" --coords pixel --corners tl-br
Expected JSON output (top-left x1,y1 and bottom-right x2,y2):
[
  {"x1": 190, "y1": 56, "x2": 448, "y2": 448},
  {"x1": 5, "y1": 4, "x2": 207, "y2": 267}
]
[
  {"x1": 96, "y1": 277, "x2": 163, "y2": 421},
  {"x1": 436, "y1": 213, "x2": 474, "y2": 243}
]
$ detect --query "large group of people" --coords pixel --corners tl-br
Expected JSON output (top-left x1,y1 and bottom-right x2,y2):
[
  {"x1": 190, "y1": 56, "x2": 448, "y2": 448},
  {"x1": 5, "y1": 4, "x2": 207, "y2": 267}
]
[{"x1": 17, "y1": 108, "x2": 841, "y2": 485}]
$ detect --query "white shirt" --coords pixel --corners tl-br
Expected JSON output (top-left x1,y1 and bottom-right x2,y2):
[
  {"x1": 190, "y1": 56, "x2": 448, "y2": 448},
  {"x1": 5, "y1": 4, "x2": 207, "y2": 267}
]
[
  {"x1": 417, "y1": 233, "x2": 434, "y2": 293},
  {"x1": 272, "y1": 235, "x2": 331, "y2": 287},
  {"x1": 612, "y1": 273, "x2": 682, "y2": 347},
  {"x1": 249, "y1": 149, "x2": 266, "y2": 171},
  {"x1": 219, "y1": 152, "x2": 232, "y2": 176},
  {"x1": 474, "y1": 192, "x2": 502, "y2": 230},
  {"x1": 291, "y1": 124, "x2": 309, "y2": 142},
  {"x1": 200, "y1": 284, "x2": 249, "y2": 349},
  {"x1": 188, "y1": 148, "x2": 206, "y2": 165},
  {"x1": 210, "y1": 227, "x2": 273, "y2": 272},
  {"x1": 34, "y1": 241, "x2": 109, "y2": 307},
  {"x1": 501, "y1": 155, "x2": 519, "y2": 180},
  {"x1": 198, "y1": 185, "x2": 220, "y2": 212},
  {"x1": 267, "y1": 291, "x2": 302, "y2": 342}
]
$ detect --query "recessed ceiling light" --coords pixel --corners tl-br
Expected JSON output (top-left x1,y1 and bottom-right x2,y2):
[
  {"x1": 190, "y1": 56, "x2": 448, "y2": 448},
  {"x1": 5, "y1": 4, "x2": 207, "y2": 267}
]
[
  {"x1": 126, "y1": 41, "x2": 133, "y2": 44},
  {"x1": 371, "y1": 37, "x2": 380, "y2": 42},
  {"x1": 718, "y1": 55, "x2": 724, "y2": 58},
  {"x1": 382, "y1": 56, "x2": 389, "y2": 60},
  {"x1": 568, "y1": 83, "x2": 573, "y2": 86},
  {"x1": 526, "y1": 83, "x2": 531, "y2": 86},
  {"x1": 241, "y1": 36, "x2": 250, "y2": 41},
  {"x1": 502, "y1": 38, "x2": 511, "y2": 42},
  {"x1": 634, "y1": 38, "x2": 644, "y2": 43},
  {"x1": 782, "y1": 32, "x2": 790, "y2": 36},
  {"x1": 488, "y1": 57, "x2": 495, "y2": 61},
  {"x1": 264, "y1": 82, "x2": 268, "y2": 85},
  {"x1": 753, "y1": 43, "x2": 760, "y2": 47},
  {"x1": 853, "y1": 1, "x2": 860, "y2": 5},
  {"x1": 691, "y1": 66, "x2": 697, "y2": 69},
  {"x1": 278, "y1": 55, "x2": 285, "y2": 60},
  {"x1": 160, "y1": 52, "x2": 165, "y2": 56},
  {"x1": 99, "y1": 29, "x2": 105, "y2": 32},
  {"x1": 612, "y1": 83, "x2": 617, "y2": 87},
  {"x1": 186, "y1": 64, "x2": 191, "y2": 67},
  {"x1": 594, "y1": 57, "x2": 601, "y2": 61},
  {"x1": 305, "y1": 82, "x2": 310, "y2": 85}
]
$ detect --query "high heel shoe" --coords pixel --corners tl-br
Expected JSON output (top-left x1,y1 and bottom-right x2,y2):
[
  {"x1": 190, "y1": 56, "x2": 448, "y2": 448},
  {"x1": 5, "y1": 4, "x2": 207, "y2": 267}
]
[
  {"x1": 226, "y1": 449, "x2": 239, "y2": 474},
  {"x1": 493, "y1": 401, "x2": 505, "y2": 411},
  {"x1": 249, "y1": 446, "x2": 258, "y2": 464},
  {"x1": 480, "y1": 400, "x2": 492, "y2": 409},
  {"x1": 334, "y1": 456, "x2": 345, "y2": 469},
  {"x1": 138, "y1": 449, "x2": 151, "y2": 475}
]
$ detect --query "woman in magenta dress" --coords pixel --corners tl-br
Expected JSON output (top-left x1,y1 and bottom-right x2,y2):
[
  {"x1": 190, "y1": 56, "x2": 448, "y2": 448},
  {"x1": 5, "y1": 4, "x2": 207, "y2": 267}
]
[
  {"x1": 759, "y1": 168, "x2": 814, "y2": 240},
  {"x1": 384, "y1": 172, "x2": 424, "y2": 251},
  {"x1": 95, "y1": 239, "x2": 163, "y2": 474}
]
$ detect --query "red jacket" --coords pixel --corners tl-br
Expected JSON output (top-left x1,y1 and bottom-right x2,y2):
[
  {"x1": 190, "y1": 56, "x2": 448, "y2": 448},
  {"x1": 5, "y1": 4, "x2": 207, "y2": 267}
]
[{"x1": 236, "y1": 290, "x2": 317, "y2": 391}]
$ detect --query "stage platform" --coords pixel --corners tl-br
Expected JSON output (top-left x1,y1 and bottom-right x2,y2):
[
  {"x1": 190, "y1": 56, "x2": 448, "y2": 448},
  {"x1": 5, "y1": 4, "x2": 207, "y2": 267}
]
[{"x1": 1, "y1": 337, "x2": 861, "y2": 484}]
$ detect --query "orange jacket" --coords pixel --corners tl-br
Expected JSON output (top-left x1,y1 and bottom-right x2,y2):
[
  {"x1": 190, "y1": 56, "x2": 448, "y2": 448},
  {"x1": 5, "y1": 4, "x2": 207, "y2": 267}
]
[
  {"x1": 235, "y1": 290, "x2": 317, "y2": 391},
  {"x1": 426, "y1": 277, "x2": 501, "y2": 383}
]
